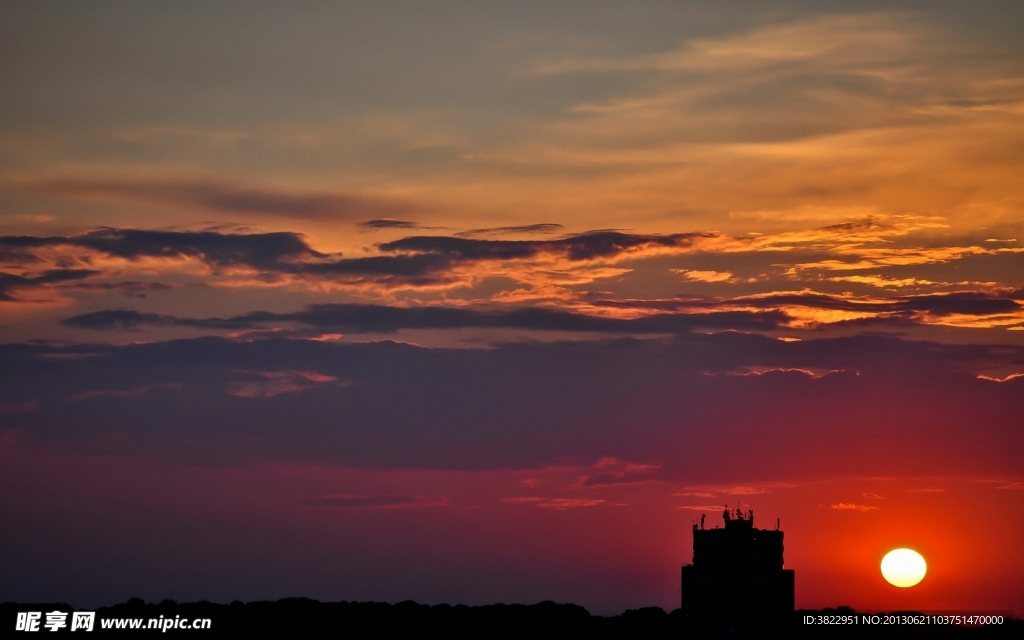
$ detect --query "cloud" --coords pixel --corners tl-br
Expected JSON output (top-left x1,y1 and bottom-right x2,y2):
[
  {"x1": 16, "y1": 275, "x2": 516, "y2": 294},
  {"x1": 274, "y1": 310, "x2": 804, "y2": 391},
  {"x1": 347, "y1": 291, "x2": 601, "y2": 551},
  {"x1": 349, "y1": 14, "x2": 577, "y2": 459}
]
[
  {"x1": 503, "y1": 497, "x2": 605, "y2": 510},
  {"x1": 292, "y1": 495, "x2": 431, "y2": 509},
  {"x1": 23, "y1": 178, "x2": 417, "y2": 221},
  {"x1": 719, "y1": 486, "x2": 768, "y2": 495},
  {"x1": 897, "y1": 292, "x2": 1021, "y2": 316},
  {"x1": 538, "y1": 13, "x2": 926, "y2": 76},
  {"x1": 0, "y1": 228, "x2": 460, "y2": 289},
  {"x1": 537, "y1": 498, "x2": 605, "y2": 509},
  {"x1": 292, "y1": 253, "x2": 460, "y2": 286},
  {"x1": 4, "y1": 331, "x2": 1021, "y2": 476},
  {"x1": 56, "y1": 284, "x2": 1015, "y2": 337},
  {"x1": 976, "y1": 373, "x2": 1024, "y2": 383},
  {"x1": 593, "y1": 290, "x2": 1024, "y2": 328},
  {"x1": 225, "y1": 370, "x2": 345, "y2": 399},
  {"x1": 830, "y1": 275, "x2": 934, "y2": 289},
  {"x1": 831, "y1": 503, "x2": 878, "y2": 512},
  {"x1": 581, "y1": 472, "x2": 657, "y2": 487},
  {"x1": 60, "y1": 310, "x2": 174, "y2": 331},
  {"x1": 724, "y1": 367, "x2": 843, "y2": 380},
  {"x1": 0, "y1": 268, "x2": 98, "y2": 301},
  {"x1": 379, "y1": 230, "x2": 713, "y2": 262},
  {"x1": 674, "y1": 483, "x2": 780, "y2": 498},
  {"x1": 1, "y1": 227, "x2": 718, "y2": 291},
  {"x1": 455, "y1": 224, "x2": 564, "y2": 238},
  {"x1": 359, "y1": 219, "x2": 420, "y2": 229},
  {"x1": 56, "y1": 281, "x2": 173, "y2": 298},
  {"x1": 536, "y1": 12, "x2": 1024, "y2": 160},
  {"x1": 862, "y1": 492, "x2": 885, "y2": 500},
  {"x1": 673, "y1": 270, "x2": 734, "y2": 283},
  {"x1": 510, "y1": 12, "x2": 1024, "y2": 247},
  {"x1": 61, "y1": 303, "x2": 788, "y2": 334},
  {"x1": 581, "y1": 459, "x2": 660, "y2": 486},
  {"x1": 4, "y1": 220, "x2": 1020, "y2": 309},
  {"x1": 0, "y1": 228, "x2": 322, "y2": 271}
]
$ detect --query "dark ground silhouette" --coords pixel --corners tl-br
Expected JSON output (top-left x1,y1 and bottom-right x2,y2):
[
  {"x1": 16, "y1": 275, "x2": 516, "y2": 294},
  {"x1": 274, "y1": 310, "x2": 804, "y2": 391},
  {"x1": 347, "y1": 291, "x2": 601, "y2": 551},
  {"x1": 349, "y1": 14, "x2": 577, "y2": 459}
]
[{"x1": 2, "y1": 599, "x2": 1020, "y2": 638}]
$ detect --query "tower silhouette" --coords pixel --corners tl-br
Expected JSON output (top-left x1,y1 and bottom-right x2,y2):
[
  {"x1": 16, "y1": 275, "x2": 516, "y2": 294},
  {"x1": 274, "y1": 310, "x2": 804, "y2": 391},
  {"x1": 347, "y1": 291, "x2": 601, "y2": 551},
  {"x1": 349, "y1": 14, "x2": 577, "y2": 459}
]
[{"x1": 681, "y1": 507, "x2": 794, "y2": 630}]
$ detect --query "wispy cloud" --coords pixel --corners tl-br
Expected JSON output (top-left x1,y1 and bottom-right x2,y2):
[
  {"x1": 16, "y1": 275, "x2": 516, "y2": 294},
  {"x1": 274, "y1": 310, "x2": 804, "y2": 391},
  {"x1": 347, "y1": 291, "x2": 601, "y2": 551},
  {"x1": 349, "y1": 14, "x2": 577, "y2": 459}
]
[
  {"x1": 977, "y1": 373, "x2": 1024, "y2": 383},
  {"x1": 674, "y1": 483, "x2": 789, "y2": 499},
  {"x1": 673, "y1": 269, "x2": 734, "y2": 283},
  {"x1": 580, "y1": 458, "x2": 660, "y2": 487},
  {"x1": 677, "y1": 505, "x2": 728, "y2": 511},
  {"x1": 514, "y1": 13, "x2": 1024, "y2": 239},
  {"x1": 292, "y1": 495, "x2": 442, "y2": 509},
  {"x1": 225, "y1": 370, "x2": 346, "y2": 399},
  {"x1": 831, "y1": 503, "x2": 878, "y2": 512},
  {"x1": 359, "y1": 218, "x2": 421, "y2": 229},
  {"x1": 538, "y1": 14, "x2": 926, "y2": 76},
  {"x1": 502, "y1": 496, "x2": 605, "y2": 510},
  {"x1": 455, "y1": 224, "x2": 564, "y2": 238}
]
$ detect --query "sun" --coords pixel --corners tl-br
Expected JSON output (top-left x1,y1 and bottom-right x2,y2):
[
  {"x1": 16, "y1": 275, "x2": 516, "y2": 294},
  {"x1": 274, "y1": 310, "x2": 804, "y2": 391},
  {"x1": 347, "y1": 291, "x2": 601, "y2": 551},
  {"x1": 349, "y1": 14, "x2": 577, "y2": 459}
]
[{"x1": 881, "y1": 548, "x2": 927, "y2": 587}]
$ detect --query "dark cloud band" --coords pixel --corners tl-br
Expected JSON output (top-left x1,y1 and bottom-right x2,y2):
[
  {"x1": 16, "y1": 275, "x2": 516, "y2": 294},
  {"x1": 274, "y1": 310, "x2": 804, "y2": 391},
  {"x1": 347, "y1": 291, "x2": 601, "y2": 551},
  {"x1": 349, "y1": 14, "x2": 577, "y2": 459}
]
[
  {"x1": 61, "y1": 304, "x2": 788, "y2": 334},
  {"x1": 0, "y1": 268, "x2": 98, "y2": 301},
  {"x1": 596, "y1": 291, "x2": 1024, "y2": 319},
  {"x1": 1, "y1": 228, "x2": 716, "y2": 288},
  {"x1": 1, "y1": 334, "x2": 1021, "y2": 475}
]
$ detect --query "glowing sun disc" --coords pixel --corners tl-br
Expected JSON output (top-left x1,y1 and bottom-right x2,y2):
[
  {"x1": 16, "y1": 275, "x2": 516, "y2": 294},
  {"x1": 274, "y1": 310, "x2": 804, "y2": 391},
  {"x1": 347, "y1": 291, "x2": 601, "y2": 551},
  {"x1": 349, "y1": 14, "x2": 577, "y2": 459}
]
[{"x1": 881, "y1": 549, "x2": 927, "y2": 587}]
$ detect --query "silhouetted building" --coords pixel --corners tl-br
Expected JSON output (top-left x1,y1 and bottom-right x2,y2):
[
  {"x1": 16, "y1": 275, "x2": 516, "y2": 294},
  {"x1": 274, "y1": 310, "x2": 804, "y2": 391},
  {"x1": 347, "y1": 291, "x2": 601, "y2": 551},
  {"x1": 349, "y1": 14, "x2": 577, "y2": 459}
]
[{"x1": 681, "y1": 507, "x2": 794, "y2": 631}]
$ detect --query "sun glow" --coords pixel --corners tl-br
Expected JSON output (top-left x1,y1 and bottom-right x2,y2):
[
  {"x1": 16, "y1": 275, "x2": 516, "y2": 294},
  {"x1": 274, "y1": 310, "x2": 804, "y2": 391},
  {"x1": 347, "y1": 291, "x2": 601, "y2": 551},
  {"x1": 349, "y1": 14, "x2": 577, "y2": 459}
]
[{"x1": 881, "y1": 548, "x2": 927, "y2": 588}]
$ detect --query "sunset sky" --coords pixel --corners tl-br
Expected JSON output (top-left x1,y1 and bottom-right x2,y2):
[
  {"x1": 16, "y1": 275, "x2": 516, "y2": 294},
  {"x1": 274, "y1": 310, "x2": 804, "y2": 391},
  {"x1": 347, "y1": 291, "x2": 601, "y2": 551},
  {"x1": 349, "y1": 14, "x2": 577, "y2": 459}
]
[{"x1": 1, "y1": 1, "x2": 1023, "y2": 615}]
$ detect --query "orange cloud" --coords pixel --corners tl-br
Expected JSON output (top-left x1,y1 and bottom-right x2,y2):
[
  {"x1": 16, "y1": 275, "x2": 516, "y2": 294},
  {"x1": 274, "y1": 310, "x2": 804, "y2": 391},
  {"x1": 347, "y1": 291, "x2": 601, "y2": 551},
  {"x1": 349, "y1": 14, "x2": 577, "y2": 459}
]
[
  {"x1": 673, "y1": 269, "x2": 735, "y2": 283},
  {"x1": 502, "y1": 496, "x2": 606, "y2": 510},
  {"x1": 831, "y1": 503, "x2": 878, "y2": 512}
]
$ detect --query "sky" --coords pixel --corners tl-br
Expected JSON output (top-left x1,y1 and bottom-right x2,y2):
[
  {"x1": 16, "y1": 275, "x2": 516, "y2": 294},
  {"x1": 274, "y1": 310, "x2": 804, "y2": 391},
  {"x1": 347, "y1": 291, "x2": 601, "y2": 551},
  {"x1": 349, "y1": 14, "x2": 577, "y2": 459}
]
[{"x1": 1, "y1": 0, "x2": 1023, "y2": 615}]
